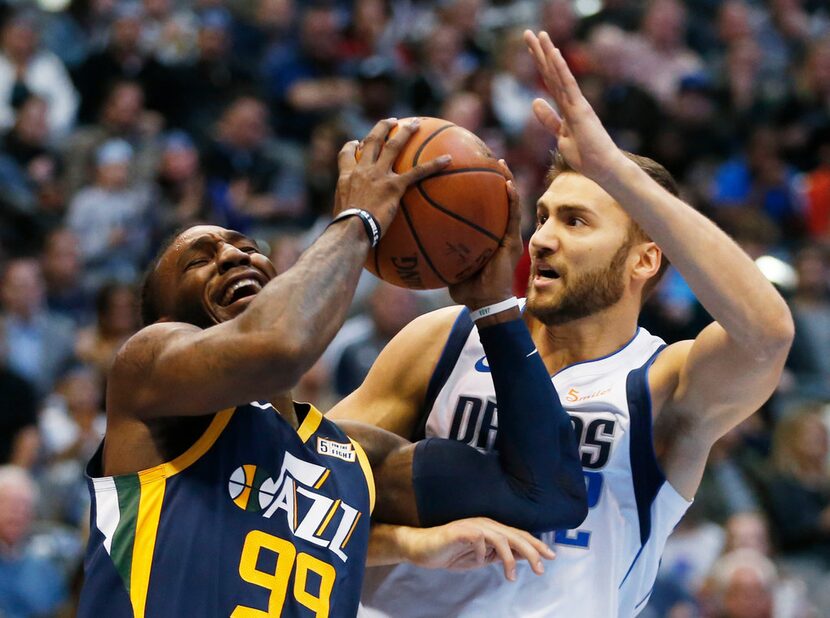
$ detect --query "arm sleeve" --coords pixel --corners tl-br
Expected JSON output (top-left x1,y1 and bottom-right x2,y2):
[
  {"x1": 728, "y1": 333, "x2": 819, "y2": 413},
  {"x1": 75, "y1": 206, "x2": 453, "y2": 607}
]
[{"x1": 412, "y1": 317, "x2": 588, "y2": 532}]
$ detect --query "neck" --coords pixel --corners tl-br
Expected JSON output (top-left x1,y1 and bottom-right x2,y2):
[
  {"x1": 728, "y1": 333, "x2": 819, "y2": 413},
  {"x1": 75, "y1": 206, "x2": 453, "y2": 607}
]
[
  {"x1": 526, "y1": 301, "x2": 640, "y2": 374},
  {"x1": 270, "y1": 392, "x2": 299, "y2": 428}
]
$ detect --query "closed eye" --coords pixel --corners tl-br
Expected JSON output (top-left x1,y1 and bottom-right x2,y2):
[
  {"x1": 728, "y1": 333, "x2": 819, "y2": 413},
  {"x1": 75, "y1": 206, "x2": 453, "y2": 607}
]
[{"x1": 185, "y1": 258, "x2": 209, "y2": 270}]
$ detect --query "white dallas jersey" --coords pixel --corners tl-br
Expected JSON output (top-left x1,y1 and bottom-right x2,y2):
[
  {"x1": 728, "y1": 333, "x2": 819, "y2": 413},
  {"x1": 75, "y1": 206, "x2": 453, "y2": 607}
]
[{"x1": 360, "y1": 309, "x2": 691, "y2": 617}]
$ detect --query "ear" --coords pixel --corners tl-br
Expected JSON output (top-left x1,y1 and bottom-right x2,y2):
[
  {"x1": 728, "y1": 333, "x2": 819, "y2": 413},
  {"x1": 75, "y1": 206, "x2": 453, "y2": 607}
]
[{"x1": 630, "y1": 241, "x2": 661, "y2": 284}]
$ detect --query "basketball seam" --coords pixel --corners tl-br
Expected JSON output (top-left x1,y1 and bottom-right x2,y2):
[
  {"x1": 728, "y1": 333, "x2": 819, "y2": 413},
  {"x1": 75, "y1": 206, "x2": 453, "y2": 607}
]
[
  {"x1": 427, "y1": 167, "x2": 506, "y2": 178},
  {"x1": 416, "y1": 182, "x2": 502, "y2": 243},
  {"x1": 412, "y1": 123, "x2": 455, "y2": 166},
  {"x1": 400, "y1": 198, "x2": 451, "y2": 286}
]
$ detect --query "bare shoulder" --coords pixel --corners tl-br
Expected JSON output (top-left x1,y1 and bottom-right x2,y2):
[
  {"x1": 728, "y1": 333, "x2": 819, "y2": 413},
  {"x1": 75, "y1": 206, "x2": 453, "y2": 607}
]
[{"x1": 327, "y1": 305, "x2": 464, "y2": 431}]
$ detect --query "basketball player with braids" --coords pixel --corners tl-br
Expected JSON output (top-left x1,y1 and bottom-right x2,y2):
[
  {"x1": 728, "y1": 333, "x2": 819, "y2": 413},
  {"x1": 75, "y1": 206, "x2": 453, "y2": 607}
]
[
  {"x1": 334, "y1": 32, "x2": 795, "y2": 617},
  {"x1": 78, "y1": 118, "x2": 588, "y2": 617}
]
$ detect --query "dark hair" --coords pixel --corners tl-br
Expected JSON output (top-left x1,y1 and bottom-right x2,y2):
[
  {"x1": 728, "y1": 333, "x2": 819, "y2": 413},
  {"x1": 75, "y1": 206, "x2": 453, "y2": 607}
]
[{"x1": 545, "y1": 150, "x2": 679, "y2": 299}]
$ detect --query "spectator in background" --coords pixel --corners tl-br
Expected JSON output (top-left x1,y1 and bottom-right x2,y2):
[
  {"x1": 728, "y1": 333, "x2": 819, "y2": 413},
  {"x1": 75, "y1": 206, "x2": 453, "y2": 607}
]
[
  {"x1": 62, "y1": 79, "x2": 162, "y2": 197},
  {"x1": 801, "y1": 124, "x2": 830, "y2": 240},
  {"x1": 407, "y1": 23, "x2": 470, "y2": 116},
  {"x1": 173, "y1": 8, "x2": 257, "y2": 137},
  {"x1": 0, "y1": 10, "x2": 78, "y2": 139},
  {"x1": 538, "y1": 0, "x2": 590, "y2": 77},
  {"x1": 75, "y1": 282, "x2": 139, "y2": 380},
  {"x1": 139, "y1": 0, "x2": 200, "y2": 66},
  {"x1": 72, "y1": 1, "x2": 178, "y2": 124},
  {"x1": 0, "y1": 94, "x2": 61, "y2": 247},
  {"x1": 203, "y1": 96, "x2": 301, "y2": 231},
  {"x1": 1, "y1": 95, "x2": 58, "y2": 186},
  {"x1": 490, "y1": 28, "x2": 548, "y2": 138},
  {"x1": 578, "y1": 0, "x2": 643, "y2": 38},
  {"x1": 438, "y1": 0, "x2": 491, "y2": 69},
  {"x1": 151, "y1": 130, "x2": 207, "y2": 243},
  {"x1": 334, "y1": 282, "x2": 422, "y2": 396},
  {"x1": 39, "y1": 366, "x2": 104, "y2": 525},
  {"x1": 701, "y1": 549, "x2": 777, "y2": 618},
  {"x1": 788, "y1": 246, "x2": 830, "y2": 395},
  {"x1": 0, "y1": 466, "x2": 67, "y2": 618},
  {"x1": 584, "y1": 25, "x2": 663, "y2": 157},
  {"x1": 66, "y1": 139, "x2": 153, "y2": 290},
  {"x1": 40, "y1": 227, "x2": 93, "y2": 327},
  {"x1": 0, "y1": 258, "x2": 75, "y2": 398},
  {"x1": 339, "y1": 55, "x2": 409, "y2": 140},
  {"x1": 712, "y1": 125, "x2": 805, "y2": 241},
  {"x1": 777, "y1": 36, "x2": 830, "y2": 169},
  {"x1": 261, "y1": 3, "x2": 355, "y2": 142},
  {"x1": 627, "y1": 0, "x2": 704, "y2": 105},
  {"x1": 0, "y1": 348, "x2": 38, "y2": 469},
  {"x1": 760, "y1": 406, "x2": 830, "y2": 568},
  {"x1": 303, "y1": 119, "x2": 347, "y2": 229},
  {"x1": 341, "y1": 0, "x2": 394, "y2": 63}
]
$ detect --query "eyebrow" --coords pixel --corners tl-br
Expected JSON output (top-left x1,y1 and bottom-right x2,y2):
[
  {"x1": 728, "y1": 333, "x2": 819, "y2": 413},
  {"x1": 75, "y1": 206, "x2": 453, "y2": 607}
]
[{"x1": 536, "y1": 203, "x2": 593, "y2": 217}]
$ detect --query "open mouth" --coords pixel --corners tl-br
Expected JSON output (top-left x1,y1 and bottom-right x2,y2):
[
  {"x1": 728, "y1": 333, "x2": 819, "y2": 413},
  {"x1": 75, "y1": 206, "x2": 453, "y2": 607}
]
[
  {"x1": 535, "y1": 266, "x2": 561, "y2": 280},
  {"x1": 220, "y1": 278, "x2": 263, "y2": 307}
]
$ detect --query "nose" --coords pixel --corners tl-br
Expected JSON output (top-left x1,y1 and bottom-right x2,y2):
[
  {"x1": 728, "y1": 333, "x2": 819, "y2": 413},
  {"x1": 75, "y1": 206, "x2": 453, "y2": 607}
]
[
  {"x1": 217, "y1": 243, "x2": 251, "y2": 275},
  {"x1": 528, "y1": 220, "x2": 560, "y2": 258}
]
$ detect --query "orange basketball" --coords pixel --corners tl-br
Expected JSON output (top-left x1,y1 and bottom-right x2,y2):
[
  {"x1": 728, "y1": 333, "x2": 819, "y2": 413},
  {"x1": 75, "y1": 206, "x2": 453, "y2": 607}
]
[{"x1": 366, "y1": 117, "x2": 509, "y2": 289}]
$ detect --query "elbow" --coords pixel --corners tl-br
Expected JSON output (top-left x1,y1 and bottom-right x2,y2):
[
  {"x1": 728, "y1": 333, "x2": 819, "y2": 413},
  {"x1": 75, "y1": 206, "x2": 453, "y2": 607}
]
[
  {"x1": 756, "y1": 307, "x2": 795, "y2": 362},
  {"x1": 530, "y1": 473, "x2": 589, "y2": 532}
]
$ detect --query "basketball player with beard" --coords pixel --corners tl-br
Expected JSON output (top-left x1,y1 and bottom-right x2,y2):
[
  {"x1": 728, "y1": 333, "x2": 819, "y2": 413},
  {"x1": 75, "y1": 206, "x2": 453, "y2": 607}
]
[
  {"x1": 331, "y1": 32, "x2": 794, "y2": 617},
  {"x1": 78, "y1": 118, "x2": 591, "y2": 618}
]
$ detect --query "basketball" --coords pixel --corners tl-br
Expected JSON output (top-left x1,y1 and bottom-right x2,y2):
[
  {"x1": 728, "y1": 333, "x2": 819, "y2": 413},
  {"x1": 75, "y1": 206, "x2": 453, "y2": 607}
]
[{"x1": 365, "y1": 117, "x2": 509, "y2": 289}]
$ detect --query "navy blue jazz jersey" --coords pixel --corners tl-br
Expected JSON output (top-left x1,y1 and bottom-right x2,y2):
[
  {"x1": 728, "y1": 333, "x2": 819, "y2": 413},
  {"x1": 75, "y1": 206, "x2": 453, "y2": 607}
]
[{"x1": 79, "y1": 402, "x2": 374, "y2": 617}]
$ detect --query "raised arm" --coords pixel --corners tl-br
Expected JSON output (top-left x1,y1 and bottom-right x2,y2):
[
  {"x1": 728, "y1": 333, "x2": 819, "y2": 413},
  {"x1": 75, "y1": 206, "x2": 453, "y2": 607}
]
[
  {"x1": 333, "y1": 174, "x2": 586, "y2": 536},
  {"x1": 525, "y1": 31, "x2": 794, "y2": 497},
  {"x1": 112, "y1": 119, "x2": 451, "y2": 419}
]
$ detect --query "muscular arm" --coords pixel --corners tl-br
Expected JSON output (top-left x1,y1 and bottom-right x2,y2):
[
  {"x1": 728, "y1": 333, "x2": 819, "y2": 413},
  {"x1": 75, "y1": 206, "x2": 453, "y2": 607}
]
[
  {"x1": 111, "y1": 119, "x2": 450, "y2": 419},
  {"x1": 113, "y1": 220, "x2": 375, "y2": 418},
  {"x1": 334, "y1": 312, "x2": 587, "y2": 532},
  {"x1": 526, "y1": 31, "x2": 794, "y2": 498}
]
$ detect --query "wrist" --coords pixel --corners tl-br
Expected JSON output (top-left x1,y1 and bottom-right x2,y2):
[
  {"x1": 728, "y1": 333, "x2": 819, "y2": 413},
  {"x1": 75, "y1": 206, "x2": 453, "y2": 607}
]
[
  {"x1": 327, "y1": 208, "x2": 381, "y2": 247},
  {"x1": 468, "y1": 297, "x2": 519, "y2": 322}
]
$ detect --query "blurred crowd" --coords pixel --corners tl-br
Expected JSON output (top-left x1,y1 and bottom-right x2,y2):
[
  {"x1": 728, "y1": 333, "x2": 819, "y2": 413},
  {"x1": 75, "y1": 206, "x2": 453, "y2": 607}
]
[{"x1": 0, "y1": 0, "x2": 829, "y2": 616}]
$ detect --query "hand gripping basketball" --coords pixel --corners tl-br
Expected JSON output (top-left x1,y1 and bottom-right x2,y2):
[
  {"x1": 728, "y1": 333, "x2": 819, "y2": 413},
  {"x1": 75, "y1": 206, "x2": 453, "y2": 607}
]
[{"x1": 334, "y1": 118, "x2": 452, "y2": 239}]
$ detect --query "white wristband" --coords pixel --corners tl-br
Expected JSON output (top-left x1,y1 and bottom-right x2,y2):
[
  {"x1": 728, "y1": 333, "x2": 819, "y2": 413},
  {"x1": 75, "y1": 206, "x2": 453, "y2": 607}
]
[{"x1": 468, "y1": 297, "x2": 519, "y2": 322}]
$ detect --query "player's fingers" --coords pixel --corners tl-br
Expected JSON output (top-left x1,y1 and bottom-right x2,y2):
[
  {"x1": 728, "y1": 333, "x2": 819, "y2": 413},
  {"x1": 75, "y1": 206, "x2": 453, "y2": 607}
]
[
  {"x1": 359, "y1": 118, "x2": 398, "y2": 166},
  {"x1": 532, "y1": 98, "x2": 562, "y2": 135},
  {"x1": 524, "y1": 30, "x2": 563, "y2": 102},
  {"x1": 498, "y1": 159, "x2": 514, "y2": 182},
  {"x1": 504, "y1": 180, "x2": 522, "y2": 250},
  {"x1": 337, "y1": 140, "x2": 359, "y2": 174},
  {"x1": 482, "y1": 530, "x2": 517, "y2": 581},
  {"x1": 401, "y1": 154, "x2": 452, "y2": 185},
  {"x1": 523, "y1": 30, "x2": 550, "y2": 75},
  {"x1": 377, "y1": 117, "x2": 419, "y2": 168},
  {"x1": 539, "y1": 32, "x2": 580, "y2": 106},
  {"x1": 472, "y1": 534, "x2": 488, "y2": 568}
]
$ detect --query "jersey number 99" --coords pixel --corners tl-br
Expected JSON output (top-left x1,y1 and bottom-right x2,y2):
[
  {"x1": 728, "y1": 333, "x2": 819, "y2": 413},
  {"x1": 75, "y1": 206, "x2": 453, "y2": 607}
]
[{"x1": 233, "y1": 529, "x2": 336, "y2": 617}]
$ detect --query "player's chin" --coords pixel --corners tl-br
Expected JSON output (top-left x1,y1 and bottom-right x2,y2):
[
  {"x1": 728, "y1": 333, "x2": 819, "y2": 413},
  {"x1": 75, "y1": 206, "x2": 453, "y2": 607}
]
[{"x1": 211, "y1": 296, "x2": 256, "y2": 322}]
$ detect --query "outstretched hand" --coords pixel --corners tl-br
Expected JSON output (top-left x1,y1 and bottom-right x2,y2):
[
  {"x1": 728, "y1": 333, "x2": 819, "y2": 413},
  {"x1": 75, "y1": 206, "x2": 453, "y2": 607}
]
[
  {"x1": 334, "y1": 118, "x2": 452, "y2": 237},
  {"x1": 400, "y1": 517, "x2": 555, "y2": 581},
  {"x1": 448, "y1": 160, "x2": 523, "y2": 310},
  {"x1": 523, "y1": 30, "x2": 625, "y2": 185}
]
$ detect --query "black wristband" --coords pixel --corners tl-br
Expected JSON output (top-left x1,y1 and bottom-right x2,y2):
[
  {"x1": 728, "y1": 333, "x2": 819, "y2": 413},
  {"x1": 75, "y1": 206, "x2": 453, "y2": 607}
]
[{"x1": 327, "y1": 208, "x2": 382, "y2": 247}]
